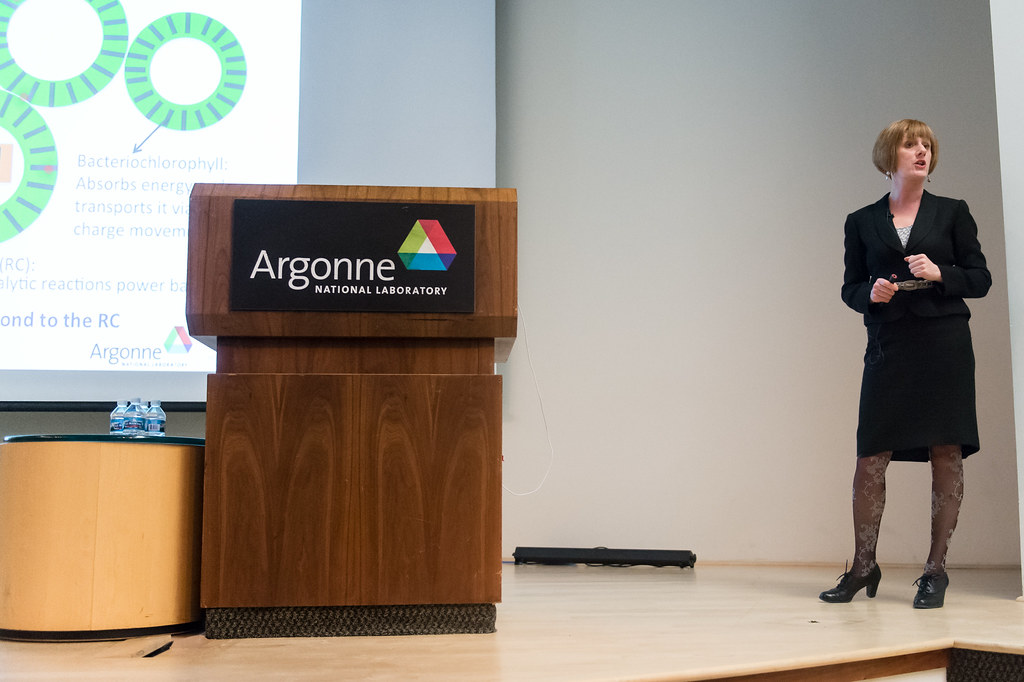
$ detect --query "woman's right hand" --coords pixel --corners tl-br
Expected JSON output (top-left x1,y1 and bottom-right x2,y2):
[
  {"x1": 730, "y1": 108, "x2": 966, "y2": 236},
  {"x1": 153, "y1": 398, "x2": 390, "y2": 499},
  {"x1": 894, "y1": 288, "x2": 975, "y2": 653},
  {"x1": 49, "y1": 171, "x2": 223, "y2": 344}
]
[{"x1": 870, "y1": 277, "x2": 897, "y2": 304}]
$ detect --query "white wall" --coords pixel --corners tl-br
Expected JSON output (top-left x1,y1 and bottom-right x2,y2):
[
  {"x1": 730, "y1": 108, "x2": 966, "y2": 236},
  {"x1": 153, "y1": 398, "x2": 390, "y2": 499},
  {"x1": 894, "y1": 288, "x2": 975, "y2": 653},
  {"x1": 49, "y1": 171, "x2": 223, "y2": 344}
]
[
  {"x1": 496, "y1": 0, "x2": 1019, "y2": 567},
  {"x1": 990, "y1": 0, "x2": 1024, "y2": 587}
]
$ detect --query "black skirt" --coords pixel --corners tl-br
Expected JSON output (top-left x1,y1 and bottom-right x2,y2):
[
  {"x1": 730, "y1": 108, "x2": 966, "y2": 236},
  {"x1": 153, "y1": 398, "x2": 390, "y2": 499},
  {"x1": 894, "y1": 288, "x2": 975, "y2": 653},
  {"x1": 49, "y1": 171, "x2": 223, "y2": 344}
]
[{"x1": 857, "y1": 313, "x2": 979, "y2": 461}]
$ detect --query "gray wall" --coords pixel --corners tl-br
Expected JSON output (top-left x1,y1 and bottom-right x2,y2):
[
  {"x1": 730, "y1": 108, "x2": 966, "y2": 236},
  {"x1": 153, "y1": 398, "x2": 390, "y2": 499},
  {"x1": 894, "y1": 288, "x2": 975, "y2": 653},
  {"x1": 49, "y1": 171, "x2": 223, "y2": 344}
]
[
  {"x1": 496, "y1": 0, "x2": 1018, "y2": 566},
  {"x1": 3, "y1": 0, "x2": 1018, "y2": 569},
  {"x1": 296, "y1": 0, "x2": 496, "y2": 187}
]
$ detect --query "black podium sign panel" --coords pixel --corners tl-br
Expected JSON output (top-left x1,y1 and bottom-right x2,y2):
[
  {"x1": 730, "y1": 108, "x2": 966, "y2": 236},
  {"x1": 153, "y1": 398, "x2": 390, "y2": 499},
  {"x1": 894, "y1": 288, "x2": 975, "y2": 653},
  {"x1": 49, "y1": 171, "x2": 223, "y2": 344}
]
[{"x1": 229, "y1": 199, "x2": 475, "y2": 313}]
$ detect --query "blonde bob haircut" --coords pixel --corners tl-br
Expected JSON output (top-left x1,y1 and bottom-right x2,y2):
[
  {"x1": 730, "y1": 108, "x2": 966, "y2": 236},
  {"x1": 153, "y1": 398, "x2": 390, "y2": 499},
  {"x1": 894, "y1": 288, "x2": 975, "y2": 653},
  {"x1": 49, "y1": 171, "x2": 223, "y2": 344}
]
[{"x1": 872, "y1": 119, "x2": 939, "y2": 176}]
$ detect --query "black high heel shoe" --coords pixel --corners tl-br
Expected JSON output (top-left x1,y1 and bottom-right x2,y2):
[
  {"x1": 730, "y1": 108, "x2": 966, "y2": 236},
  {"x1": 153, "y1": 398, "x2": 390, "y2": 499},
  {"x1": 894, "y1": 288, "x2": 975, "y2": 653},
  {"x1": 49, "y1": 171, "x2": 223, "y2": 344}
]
[
  {"x1": 913, "y1": 572, "x2": 949, "y2": 609},
  {"x1": 819, "y1": 564, "x2": 881, "y2": 603}
]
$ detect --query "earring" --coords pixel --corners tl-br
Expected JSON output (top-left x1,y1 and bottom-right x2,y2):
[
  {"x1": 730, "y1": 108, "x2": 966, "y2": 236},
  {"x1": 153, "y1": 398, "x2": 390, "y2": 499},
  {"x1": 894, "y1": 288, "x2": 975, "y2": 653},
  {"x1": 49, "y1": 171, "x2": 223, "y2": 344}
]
[{"x1": 927, "y1": 175, "x2": 932, "y2": 183}]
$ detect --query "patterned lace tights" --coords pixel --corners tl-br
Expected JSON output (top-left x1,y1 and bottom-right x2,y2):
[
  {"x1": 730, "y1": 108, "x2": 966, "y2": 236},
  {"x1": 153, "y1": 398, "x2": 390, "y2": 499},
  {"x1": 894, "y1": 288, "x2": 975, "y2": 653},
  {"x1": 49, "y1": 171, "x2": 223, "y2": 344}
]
[{"x1": 849, "y1": 445, "x2": 964, "y2": 578}]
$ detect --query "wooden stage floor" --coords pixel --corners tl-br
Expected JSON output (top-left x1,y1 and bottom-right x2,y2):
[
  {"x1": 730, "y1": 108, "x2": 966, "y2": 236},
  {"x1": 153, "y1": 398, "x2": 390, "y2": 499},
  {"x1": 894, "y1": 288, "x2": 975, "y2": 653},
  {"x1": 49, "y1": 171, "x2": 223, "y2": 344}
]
[{"x1": 2, "y1": 563, "x2": 1023, "y2": 680}]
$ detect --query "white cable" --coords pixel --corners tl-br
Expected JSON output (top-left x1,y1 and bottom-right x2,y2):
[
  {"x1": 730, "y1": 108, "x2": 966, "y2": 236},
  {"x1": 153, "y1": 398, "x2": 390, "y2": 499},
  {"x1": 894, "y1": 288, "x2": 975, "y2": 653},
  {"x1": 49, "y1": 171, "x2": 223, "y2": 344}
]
[{"x1": 502, "y1": 303, "x2": 555, "y2": 496}]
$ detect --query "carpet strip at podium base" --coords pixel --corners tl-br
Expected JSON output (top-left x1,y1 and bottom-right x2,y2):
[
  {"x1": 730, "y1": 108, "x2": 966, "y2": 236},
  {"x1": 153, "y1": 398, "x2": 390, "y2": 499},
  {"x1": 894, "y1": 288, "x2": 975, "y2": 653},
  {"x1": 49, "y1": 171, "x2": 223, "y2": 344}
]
[{"x1": 204, "y1": 604, "x2": 496, "y2": 639}]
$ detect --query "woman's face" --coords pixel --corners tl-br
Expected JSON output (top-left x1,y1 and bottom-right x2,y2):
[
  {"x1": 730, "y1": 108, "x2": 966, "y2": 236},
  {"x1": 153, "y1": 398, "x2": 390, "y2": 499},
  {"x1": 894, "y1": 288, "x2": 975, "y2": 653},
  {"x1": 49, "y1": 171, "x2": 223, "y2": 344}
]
[{"x1": 894, "y1": 135, "x2": 932, "y2": 181}]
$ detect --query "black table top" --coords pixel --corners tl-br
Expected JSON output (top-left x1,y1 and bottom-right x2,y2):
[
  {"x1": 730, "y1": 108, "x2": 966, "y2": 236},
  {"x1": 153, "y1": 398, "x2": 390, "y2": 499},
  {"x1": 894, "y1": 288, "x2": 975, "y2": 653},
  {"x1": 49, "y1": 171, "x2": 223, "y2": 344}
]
[{"x1": 3, "y1": 434, "x2": 205, "y2": 446}]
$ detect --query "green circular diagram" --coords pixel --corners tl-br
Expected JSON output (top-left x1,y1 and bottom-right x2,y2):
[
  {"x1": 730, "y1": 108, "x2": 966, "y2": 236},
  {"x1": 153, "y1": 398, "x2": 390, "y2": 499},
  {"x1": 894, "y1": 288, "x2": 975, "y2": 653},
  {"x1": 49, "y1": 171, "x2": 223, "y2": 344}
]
[
  {"x1": 0, "y1": 91, "x2": 57, "y2": 243},
  {"x1": 0, "y1": 0, "x2": 128, "y2": 107},
  {"x1": 124, "y1": 13, "x2": 246, "y2": 131}
]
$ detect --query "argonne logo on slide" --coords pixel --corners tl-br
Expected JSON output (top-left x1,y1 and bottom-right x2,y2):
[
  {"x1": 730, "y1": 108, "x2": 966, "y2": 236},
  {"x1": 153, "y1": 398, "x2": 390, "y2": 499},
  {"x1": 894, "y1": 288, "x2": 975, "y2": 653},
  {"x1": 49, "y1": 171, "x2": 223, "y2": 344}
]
[
  {"x1": 164, "y1": 326, "x2": 193, "y2": 354},
  {"x1": 397, "y1": 220, "x2": 457, "y2": 271}
]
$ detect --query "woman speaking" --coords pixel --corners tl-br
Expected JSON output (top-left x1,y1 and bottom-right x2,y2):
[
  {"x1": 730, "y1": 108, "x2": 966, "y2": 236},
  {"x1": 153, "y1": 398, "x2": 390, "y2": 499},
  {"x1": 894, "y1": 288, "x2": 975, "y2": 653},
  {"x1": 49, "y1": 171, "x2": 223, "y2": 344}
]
[{"x1": 821, "y1": 119, "x2": 991, "y2": 609}]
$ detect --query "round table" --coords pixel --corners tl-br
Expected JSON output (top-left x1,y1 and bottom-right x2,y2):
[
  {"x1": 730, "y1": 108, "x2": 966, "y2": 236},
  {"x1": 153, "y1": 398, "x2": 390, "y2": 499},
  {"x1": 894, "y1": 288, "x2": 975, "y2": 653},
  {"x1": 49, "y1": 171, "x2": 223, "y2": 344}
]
[{"x1": 0, "y1": 434, "x2": 205, "y2": 641}]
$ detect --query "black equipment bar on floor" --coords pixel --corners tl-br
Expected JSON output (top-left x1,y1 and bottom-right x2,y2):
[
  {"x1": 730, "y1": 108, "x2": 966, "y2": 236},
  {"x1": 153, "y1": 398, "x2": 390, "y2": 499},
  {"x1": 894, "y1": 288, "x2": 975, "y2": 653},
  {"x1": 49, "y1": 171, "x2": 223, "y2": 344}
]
[{"x1": 512, "y1": 547, "x2": 696, "y2": 568}]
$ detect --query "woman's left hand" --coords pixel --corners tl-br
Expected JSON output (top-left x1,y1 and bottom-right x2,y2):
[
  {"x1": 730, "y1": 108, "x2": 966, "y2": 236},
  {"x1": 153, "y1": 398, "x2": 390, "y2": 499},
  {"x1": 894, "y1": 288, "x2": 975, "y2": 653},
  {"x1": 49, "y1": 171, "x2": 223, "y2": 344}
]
[{"x1": 905, "y1": 254, "x2": 943, "y2": 282}]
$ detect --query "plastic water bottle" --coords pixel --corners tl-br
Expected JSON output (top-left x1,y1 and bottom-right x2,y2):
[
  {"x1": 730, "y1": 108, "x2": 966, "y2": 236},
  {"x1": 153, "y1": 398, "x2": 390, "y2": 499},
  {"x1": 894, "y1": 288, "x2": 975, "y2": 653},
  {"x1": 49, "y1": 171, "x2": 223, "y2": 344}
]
[
  {"x1": 109, "y1": 400, "x2": 128, "y2": 435},
  {"x1": 144, "y1": 400, "x2": 166, "y2": 437},
  {"x1": 123, "y1": 398, "x2": 146, "y2": 435}
]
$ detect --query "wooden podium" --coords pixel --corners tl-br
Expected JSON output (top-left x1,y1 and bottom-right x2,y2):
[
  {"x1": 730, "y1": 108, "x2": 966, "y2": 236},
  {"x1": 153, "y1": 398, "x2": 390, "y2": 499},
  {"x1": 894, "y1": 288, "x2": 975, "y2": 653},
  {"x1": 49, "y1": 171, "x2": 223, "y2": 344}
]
[{"x1": 186, "y1": 184, "x2": 516, "y2": 638}]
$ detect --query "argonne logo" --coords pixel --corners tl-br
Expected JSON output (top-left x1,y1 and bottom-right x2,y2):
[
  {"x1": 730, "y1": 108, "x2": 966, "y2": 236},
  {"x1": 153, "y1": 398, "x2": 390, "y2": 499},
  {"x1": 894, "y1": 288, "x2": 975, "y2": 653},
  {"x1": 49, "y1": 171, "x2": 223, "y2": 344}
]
[
  {"x1": 397, "y1": 220, "x2": 457, "y2": 271},
  {"x1": 164, "y1": 326, "x2": 193, "y2": 354}
]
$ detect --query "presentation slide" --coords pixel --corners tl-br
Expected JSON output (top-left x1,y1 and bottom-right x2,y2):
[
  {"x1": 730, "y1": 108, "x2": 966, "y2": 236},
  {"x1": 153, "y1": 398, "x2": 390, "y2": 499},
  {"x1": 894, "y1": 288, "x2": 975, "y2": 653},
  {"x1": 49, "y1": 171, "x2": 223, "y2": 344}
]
[{"x1": 0, "y1": 0, "x2": 300, "y2": 403}]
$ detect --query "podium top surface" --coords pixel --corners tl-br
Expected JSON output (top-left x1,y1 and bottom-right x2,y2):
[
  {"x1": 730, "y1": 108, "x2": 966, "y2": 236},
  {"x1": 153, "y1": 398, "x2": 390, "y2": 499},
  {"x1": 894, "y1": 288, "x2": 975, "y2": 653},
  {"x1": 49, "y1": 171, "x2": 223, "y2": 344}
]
[
  {"x1": 185, "y1": 184, "x2": 517, "y2": 348},
  {"x1": 189, "y1": 183, "x2": 516, "y2": 202}
]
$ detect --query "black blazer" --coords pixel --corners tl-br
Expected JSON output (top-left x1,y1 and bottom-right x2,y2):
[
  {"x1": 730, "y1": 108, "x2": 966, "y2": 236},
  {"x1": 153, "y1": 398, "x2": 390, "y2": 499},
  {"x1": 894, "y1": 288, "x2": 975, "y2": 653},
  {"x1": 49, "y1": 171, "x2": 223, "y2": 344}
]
[{"x1": 842, "y1": 190, "x2": 991, "y2": 324}]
